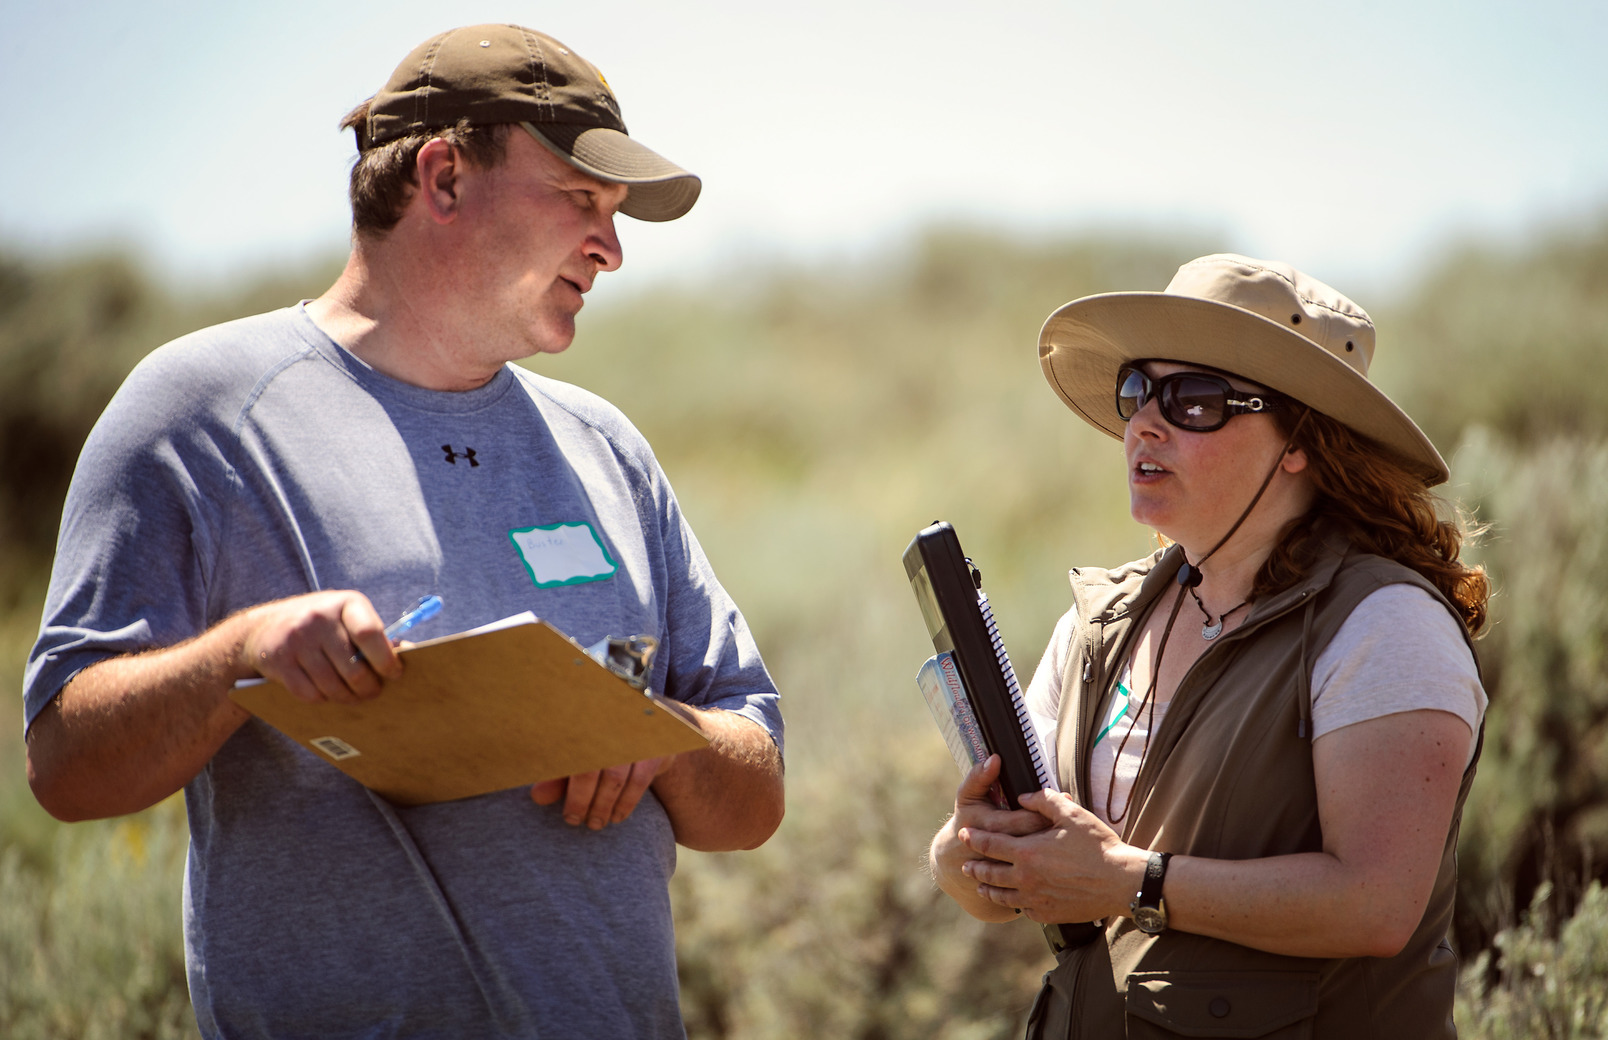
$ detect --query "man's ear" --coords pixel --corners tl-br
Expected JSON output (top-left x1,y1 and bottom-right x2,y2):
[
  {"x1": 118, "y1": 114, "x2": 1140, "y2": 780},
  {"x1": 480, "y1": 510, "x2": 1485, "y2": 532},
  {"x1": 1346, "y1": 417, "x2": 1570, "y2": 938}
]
[{"x1": 415, "y1": 138, "x2": 461, "y2": 225}]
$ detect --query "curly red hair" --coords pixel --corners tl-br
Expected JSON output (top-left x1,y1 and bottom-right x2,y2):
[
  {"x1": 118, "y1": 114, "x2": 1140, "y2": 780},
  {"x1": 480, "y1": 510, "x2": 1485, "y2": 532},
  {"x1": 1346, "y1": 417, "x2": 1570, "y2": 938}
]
[{"x1": 1255, "y1": 408, "x2": 1489, "y2": 635}]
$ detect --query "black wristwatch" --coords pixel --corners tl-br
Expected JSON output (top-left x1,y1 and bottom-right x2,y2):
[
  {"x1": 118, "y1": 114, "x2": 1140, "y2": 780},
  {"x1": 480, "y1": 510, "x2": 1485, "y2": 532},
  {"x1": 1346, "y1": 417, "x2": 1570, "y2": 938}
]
[{"x1": 1130, "y1": 851, "x2": 1172, "y2": 934}]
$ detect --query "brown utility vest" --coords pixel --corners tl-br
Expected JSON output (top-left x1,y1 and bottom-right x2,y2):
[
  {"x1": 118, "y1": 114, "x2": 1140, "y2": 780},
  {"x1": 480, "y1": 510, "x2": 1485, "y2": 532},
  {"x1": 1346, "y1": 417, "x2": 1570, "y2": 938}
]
[{"x1": 1027, "y1": 533, "x2": 1483, "y2": 1040}]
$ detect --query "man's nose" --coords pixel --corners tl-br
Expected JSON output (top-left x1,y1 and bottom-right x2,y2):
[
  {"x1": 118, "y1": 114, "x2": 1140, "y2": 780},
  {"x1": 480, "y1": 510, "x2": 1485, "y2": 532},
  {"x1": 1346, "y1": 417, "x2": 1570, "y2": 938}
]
[{"x1": 588, "y1": 213, "x2": 624, "y2": 272}]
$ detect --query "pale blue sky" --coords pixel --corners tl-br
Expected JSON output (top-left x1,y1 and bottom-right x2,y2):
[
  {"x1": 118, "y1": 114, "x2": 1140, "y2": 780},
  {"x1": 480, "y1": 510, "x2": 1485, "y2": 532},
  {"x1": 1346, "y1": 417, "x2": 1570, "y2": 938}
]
[{"x1": 3, "y1": 0, "x2": 1604, "y2": 299}]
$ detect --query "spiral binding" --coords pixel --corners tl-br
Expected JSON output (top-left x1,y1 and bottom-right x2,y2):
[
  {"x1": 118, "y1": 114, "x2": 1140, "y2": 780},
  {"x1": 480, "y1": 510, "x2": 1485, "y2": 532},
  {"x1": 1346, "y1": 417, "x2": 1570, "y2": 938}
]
[{"x1": 977, "y1": 590, "x2": 1054, "y2": 791}]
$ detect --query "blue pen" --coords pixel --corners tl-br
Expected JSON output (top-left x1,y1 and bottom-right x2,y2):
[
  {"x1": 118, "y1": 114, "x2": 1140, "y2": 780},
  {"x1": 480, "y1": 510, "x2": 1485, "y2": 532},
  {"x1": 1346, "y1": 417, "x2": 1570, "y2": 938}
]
[{"x1": 385, "y1": 595, "x2": 443, "y2": 642}]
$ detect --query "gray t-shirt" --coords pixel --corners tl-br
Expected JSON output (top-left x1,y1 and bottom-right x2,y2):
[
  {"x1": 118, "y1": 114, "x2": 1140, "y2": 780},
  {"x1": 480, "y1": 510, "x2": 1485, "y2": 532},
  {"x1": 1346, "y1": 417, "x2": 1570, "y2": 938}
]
[{"x1": 25, "y1": 305, "x2": 783, "y2": 1039}]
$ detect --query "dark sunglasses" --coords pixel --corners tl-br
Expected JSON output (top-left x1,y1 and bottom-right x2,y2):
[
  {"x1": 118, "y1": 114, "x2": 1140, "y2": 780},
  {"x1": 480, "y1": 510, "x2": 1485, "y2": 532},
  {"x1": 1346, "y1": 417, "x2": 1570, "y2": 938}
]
[{"x1": 1116, "y1": 363, "x2": 1286, "y2": 432}]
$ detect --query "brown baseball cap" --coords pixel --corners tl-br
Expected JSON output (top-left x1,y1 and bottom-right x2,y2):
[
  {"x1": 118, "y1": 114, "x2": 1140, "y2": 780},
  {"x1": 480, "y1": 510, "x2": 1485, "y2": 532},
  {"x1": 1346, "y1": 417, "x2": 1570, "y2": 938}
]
[{"x1": 363, "y1": 24, "x2": 700, "y2": 222}]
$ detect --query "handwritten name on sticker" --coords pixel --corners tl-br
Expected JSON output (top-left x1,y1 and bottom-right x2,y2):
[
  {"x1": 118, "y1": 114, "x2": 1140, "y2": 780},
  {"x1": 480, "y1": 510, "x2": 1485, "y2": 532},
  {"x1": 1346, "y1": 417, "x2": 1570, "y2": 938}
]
[{"x1": 508, "y1": 521, "x2": 619, "y2": 588}]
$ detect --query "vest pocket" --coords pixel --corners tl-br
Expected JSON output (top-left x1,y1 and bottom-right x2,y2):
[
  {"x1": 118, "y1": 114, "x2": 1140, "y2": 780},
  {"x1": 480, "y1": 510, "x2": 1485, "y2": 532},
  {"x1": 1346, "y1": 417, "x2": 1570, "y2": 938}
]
[
  {"x1": 1027, "y1": 940, "x2": 1125, "y2": 1039},
  {"x1": 1124, "y1": 970, "x2": 1318, "y2": 1038},
  {"x1": 1024, "y1": 967, "x2": 1069, "y2": 1040}
]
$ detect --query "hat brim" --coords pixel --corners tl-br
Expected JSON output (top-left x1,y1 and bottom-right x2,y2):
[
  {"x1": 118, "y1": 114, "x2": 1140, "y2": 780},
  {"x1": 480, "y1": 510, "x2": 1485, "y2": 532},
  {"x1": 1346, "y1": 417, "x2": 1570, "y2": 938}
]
[
  {"x1": 1037, "y1": 292, "x2": 1450, "y2": 486},
  {"x1": 524, "y1": 122, "x2": 701, "y2": 222}
]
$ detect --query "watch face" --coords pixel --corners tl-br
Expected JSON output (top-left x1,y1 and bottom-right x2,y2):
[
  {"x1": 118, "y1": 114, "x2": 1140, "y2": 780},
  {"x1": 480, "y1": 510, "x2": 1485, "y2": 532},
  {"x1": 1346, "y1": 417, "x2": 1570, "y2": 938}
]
[{"x1": 1133, "y1": 904, "x2": 1168, "y2": 934}]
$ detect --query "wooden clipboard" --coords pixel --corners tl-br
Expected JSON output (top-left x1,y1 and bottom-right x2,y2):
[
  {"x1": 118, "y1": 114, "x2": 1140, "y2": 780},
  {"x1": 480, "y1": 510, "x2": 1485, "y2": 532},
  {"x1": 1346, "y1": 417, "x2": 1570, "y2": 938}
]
[{"x1": 229, "y1": 618, "x2": 709, "y2": 806}]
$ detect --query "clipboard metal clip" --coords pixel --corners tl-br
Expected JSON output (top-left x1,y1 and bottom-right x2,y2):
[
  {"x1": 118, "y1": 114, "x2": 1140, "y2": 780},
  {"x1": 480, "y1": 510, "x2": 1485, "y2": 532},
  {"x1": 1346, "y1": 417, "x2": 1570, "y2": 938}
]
[{"x1": 584, "y1": 634, "x2": 660, "y2": 691}]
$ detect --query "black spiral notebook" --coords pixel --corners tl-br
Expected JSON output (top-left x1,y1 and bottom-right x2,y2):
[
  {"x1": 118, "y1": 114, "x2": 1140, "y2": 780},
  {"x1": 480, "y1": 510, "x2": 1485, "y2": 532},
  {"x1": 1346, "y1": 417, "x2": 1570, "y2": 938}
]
[{"x1": 903, "y1": 521, "x2": 1056, "y2": 809}]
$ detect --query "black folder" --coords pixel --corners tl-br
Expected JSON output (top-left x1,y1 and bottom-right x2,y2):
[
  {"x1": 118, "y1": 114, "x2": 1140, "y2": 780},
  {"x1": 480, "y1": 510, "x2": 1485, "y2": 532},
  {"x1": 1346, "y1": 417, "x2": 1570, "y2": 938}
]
[
  {"x1": 903, "y1": 521, "x2": 1051, "y2": 809},
  {"x1": 905, "y1": 521, "x2": 1102, "y2": 951}
]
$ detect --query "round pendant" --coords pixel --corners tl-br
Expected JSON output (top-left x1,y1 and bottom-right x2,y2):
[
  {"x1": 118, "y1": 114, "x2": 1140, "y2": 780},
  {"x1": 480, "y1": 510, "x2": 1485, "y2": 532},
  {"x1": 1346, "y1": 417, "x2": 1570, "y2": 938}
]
[{"x1": 1201, "y1": 619, "x2": 1224, "y2": 640}]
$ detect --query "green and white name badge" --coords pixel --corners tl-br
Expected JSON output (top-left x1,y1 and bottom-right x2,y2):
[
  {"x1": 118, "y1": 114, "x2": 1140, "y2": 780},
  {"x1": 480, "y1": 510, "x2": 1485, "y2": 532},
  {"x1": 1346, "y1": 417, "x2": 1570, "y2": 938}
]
[{"x1": 508, "y1": 521, "x2": 619, "y2": 588}]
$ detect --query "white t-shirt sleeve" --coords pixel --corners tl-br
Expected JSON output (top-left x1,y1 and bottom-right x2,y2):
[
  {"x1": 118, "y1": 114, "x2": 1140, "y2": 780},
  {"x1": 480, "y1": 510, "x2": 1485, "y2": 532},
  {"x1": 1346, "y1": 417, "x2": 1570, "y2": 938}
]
[
  {"x1": 1310, "y1": 584, "x2": 1486, "y2": 763},
  {"x1": 1025, "y1": 607, "x2": 1078, "y2": 783}
]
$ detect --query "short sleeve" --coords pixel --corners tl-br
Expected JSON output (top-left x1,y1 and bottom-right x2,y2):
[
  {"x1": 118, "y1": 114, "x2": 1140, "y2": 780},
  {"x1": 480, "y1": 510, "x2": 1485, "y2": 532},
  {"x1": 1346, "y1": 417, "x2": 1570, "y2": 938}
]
[
  {"x1": 23, "y1": 350, "x2": 232, "y2": 731},
  {"x1": 1024, "y1": 606, "x2": 1078, "y2": 778},
  {"x1": 1310, "y1": 584, "x2": 1485, "y2": 761}
]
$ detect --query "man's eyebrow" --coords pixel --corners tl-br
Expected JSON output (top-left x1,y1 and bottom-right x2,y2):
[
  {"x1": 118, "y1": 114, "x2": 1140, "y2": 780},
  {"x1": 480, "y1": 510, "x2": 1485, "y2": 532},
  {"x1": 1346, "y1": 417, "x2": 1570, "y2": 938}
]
[{"x1": 559, "y1": 173, "x2": 617, "y2": 193}]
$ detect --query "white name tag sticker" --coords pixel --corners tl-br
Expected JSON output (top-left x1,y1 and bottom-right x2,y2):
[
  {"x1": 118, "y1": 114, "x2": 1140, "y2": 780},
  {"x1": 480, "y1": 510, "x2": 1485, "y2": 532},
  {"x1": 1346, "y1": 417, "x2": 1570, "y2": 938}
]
[{"x1": 509, "y1": 521, "x2": 619, "y2": 588}]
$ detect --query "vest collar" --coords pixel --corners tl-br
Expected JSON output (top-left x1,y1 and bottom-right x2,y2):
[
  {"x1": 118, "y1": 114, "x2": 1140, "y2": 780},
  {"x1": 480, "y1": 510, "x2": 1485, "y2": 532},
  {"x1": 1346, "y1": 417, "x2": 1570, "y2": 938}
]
[{"x1": 1071, "y1": 525, "x2": 1354, "y2": 636}]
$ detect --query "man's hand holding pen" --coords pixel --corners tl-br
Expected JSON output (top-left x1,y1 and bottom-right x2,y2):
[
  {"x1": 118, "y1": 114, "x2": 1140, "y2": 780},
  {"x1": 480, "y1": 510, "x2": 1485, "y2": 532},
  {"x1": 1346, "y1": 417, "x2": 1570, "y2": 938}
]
[{"x1": 235, "y1": 590, "x2": 417, "y2": 705}]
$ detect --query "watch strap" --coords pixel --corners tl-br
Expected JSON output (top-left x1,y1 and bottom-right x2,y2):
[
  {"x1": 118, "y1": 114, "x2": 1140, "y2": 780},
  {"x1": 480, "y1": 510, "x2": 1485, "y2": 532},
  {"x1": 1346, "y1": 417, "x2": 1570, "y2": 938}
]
[
  {"x1": 1129, "y1": 850, "x2": 1172, "y2": 933},
  {"x1": 1139, "y1": 851, "x2": 1171, "y2": 906}
]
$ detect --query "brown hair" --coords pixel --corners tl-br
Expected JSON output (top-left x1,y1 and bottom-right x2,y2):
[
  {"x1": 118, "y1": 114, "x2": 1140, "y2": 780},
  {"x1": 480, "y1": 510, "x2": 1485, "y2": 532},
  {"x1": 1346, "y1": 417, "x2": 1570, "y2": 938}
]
[
  {"x1": 1255, "y1": 408, "x2": 1489, "y2": 635},
  {"x1": 338, "y1": 100, "x2": 510, "y2": 234}
]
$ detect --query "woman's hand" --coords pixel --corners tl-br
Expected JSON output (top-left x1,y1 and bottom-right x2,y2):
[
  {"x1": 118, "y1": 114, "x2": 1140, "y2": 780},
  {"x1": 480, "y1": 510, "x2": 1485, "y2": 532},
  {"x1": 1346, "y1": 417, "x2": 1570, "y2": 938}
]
[
  {"x1": 929, "y1": 756, "x2": 1051, "y2": 921},
  {"x1": 959, "y1": 788, "x2": 1148, "y2": 923}
]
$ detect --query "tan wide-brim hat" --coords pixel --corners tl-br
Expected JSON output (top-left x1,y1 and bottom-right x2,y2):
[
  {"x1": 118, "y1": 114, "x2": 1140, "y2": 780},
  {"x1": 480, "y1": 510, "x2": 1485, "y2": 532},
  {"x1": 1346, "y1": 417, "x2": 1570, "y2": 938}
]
[{"x1": 1038, "y1": 253, "x2": 1449, "y2": 486}]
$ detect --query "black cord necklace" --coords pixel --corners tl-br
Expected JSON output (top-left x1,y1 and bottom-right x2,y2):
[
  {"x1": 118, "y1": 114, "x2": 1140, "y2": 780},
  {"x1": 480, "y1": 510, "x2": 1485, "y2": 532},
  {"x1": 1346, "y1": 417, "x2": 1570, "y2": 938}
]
[
  {"x1": 1187, "y1": 586, "x2": 1251, "y2": 640},
  {"x1": 1101, "y1": 407, "x2": 1312, "y2": 825}
]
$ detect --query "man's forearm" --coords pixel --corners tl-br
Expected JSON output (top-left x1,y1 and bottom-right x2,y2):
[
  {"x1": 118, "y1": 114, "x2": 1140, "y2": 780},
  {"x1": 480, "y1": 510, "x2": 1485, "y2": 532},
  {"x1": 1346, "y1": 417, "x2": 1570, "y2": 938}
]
[
  {"x1": 651, "y1": 709, "x2": 784, "y2": 852},
  {"x1": 26, "y1": 615, "x2": 256, "y2": 821},
  {"x1": 28, "y1": 589, "x2": 400, "y2": 822}
]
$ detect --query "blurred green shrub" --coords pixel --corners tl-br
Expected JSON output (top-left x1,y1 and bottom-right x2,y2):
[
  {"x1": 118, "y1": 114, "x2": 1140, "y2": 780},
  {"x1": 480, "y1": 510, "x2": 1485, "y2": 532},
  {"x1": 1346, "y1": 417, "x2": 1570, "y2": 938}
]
[
  {"x1": 1452, "y1": 429, "x2": 1608, "y2": 953},
  {"x1": 0, "y1": 801, "x2": 195, "y2": 1040},
  {"x1": 1458, "y1": 881, "x2": 1608, "y2": 1039},
  {"x1": 0, "y1": 251, "x2": 171, "y2": 595},
  {"x1": 674, "y1": 745, "x2": 1048, "y2": 1040},
  {"x1": 1378, "y1": 213, "x2": 1608, "y2": 450}
]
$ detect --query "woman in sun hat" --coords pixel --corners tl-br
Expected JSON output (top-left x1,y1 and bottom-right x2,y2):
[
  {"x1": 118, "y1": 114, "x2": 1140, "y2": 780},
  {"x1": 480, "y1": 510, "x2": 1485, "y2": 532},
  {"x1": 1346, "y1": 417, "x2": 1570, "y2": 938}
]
[{"x1": 928, "y1": 254, "x2": 1488, "y2": 1038}]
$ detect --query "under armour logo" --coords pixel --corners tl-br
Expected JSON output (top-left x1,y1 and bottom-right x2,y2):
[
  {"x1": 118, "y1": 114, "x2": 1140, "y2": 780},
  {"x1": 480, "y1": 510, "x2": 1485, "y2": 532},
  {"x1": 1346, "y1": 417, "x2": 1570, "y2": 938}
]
[{"x1": 442, "y1": 445, "x2": 480, "y2": 467}]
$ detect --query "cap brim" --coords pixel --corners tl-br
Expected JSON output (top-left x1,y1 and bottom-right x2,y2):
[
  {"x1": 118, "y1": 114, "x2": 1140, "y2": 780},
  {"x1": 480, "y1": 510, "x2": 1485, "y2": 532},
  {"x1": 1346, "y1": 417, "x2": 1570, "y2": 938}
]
[
  {"x1": 523, "y1": 122, "x2": 701, "y2": 222},
  {"x1": 1038, "y1": 293, "x2": 1450, "y2": 486}
]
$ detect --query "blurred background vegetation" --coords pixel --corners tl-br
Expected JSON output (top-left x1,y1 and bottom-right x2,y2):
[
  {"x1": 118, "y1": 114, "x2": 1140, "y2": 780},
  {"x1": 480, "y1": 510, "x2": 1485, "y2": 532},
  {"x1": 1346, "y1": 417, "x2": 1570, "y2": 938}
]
[{"x1": 3, "y1": 217, "x2": 1607, "y2": 1037}]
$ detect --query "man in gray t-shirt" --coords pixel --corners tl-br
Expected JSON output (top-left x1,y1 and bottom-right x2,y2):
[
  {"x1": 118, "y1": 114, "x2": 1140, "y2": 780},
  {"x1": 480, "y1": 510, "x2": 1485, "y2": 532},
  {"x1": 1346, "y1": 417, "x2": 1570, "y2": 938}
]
[{"x1": 24, "y1": 25, "x2": 783, "y2": 1039}]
